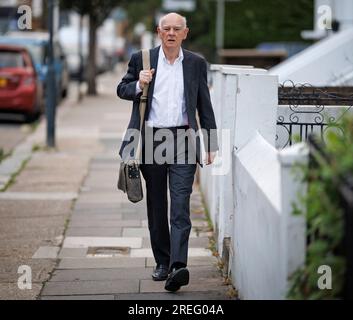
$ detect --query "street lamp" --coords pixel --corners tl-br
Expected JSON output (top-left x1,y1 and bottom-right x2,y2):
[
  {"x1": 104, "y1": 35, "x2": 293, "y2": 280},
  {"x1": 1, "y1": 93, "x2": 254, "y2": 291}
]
[
  {"x1": 46, "y1": 0, "x2": 56, "y2": 147},
  {"x1": 215, "y1": 0, "x2": 240, "y2": 62},
  {"x1": 78, "y1": 13, "x2": 84, "y2": 101}
]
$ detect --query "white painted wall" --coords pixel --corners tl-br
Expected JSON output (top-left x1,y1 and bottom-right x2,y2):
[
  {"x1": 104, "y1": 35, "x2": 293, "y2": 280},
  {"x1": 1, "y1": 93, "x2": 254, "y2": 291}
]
[
  {"x1": 278, "y1": 144, "x2": 307, "y2": 278},
  {"x1": 201, "y1": 65, "x2": 278, "y2": 258},
  {"x1": 200, "y1": 64, "x2": 308, "y2": 299},
  {"x1": 333, "y1": 0, "x2": 353, "y2": 31},
  {"x1": 278, "y1": 0, "x2": 353, "y2": 84},
  {"x1": 233, "y1": 132, "x2": 282, "y2": 299},
  {"x1": 232, "y1": 135, "x2": 307, "y2": 299},
  {"x1": 269, "y1": 27, "x2": 353, "y2": 86},
  {"x1": 201, "y1": 64, "x2": 251, "y2": 252}
]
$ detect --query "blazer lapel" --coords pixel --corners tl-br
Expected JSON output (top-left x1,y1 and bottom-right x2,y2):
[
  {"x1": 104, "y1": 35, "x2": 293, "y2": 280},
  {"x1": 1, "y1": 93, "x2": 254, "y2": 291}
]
[
  {"x1": 182, "y1": 48, "x2": 192, "y2": 116},
  {"x1": 145, "y1": 46, "x2": 160, "y2": 121}
]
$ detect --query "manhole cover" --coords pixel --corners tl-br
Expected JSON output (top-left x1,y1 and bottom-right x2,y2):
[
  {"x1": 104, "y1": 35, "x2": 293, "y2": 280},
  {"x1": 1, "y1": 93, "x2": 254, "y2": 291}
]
[{"x1": 86, "y1": 246, "x2": 130, "y2": 258}]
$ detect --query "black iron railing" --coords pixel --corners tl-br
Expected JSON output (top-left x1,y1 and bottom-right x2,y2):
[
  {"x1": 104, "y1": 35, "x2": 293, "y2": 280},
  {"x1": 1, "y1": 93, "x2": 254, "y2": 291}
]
[{"x1": 277, "y1": 82, "x2": 353, "y2": 148}]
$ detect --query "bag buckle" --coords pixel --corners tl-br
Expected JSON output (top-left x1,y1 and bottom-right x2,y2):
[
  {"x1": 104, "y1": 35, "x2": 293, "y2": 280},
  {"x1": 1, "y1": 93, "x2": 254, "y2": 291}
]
[{"x1": 128, "y1": 163, "x2": 140, "y2": 179}]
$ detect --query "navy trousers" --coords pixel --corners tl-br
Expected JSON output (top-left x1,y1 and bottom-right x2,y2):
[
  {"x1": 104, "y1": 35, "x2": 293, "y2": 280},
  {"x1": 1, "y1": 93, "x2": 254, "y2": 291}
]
[{"x1": 140, "y1": 127, "x2": 197, "y2": 270}]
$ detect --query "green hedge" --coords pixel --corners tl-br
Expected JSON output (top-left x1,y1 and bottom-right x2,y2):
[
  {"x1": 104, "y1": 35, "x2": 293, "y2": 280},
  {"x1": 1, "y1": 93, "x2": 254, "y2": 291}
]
[
  {"x1": 182, "y1": 0, "x2": 314, "y2": 59},
  {"x1": 288, "y1": 115, "x2": 353, "y2": 299}
]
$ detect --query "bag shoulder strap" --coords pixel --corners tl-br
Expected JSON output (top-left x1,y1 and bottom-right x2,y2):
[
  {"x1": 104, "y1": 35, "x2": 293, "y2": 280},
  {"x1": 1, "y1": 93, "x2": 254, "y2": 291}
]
[
  {"x1": 141, "y1": 49, "x2": 150, "y2": 107},
  {"x1": 134, "y1": 49, "x2": 150, "y2": 161},
  {"x1": 139, "y1": 49, "x2": 150, "y2": 133}
]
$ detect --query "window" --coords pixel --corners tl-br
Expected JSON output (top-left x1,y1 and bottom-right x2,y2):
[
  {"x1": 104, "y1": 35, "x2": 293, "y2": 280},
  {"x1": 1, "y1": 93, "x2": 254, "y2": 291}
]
[{"x1": 0, "y1": 51, "x2": 24, "y2": 68}]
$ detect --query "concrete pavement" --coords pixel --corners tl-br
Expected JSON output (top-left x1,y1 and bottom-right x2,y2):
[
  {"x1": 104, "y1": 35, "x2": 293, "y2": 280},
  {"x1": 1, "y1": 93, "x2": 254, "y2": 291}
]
[{"x1": 0, "y1": 65, "x2": 236, "y2": 300}]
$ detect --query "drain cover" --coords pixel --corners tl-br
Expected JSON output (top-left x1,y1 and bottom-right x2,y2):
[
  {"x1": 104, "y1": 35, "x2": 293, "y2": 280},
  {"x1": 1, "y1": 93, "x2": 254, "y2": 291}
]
[{"x1": 86, "y1": 246, "x2": 130, "y2": 258}]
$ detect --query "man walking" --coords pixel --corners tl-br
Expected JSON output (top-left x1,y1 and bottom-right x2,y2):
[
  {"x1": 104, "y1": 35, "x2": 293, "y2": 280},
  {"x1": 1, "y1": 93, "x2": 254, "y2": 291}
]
[{"x1": 117, "y1": 12, "x2": 218, "y2": 292}]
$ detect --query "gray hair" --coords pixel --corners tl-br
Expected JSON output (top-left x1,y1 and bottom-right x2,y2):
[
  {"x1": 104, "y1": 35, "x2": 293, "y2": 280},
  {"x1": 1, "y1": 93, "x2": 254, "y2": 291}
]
[{"x1": 158, "y1": 13, "x2": 187, "y2": 29}]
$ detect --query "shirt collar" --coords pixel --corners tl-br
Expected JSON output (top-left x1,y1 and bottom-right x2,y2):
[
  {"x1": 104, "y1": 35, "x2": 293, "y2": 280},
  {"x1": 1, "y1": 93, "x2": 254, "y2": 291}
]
[{"x1": 159, "y1": 46, "x2": 184, "y2": 64}]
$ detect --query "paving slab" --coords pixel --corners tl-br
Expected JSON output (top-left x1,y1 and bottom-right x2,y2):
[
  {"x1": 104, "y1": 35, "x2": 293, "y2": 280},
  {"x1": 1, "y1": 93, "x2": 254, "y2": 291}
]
[
  {"x1": 69, "y1": 219, "x2": 141, "y2": 228},
  {"x1": 91, "y1": 157, "x2": 120, "y2": 164},
  {"x1": 65, "y1": 227, "x2": 122, "y2": 237},
  {"x1": 121, "y1": 213, "x2": 147, "y2": 221},
  {"x1": 142, "y1": 237, "x2": 152, "y2": 248},
  {"x1": 188, "y1": 266, "x2": 224, "y2": 279},
  {"x1": 41, "y1": 279, "x2": 139, "y2": 295},
  {"x1": 130, "y1": 248, "x2": 154, "y2": 258},
  {"x1": 0, "y1": 154, "x2": 29, "y2": 177},
  {"x1": 58, "y1": 248, "x2": 88, "y2": 258},
  {"x1": 140, "y1": 278, "x2": 225, "y2": 293},
  {"x1": 83, "y1": 178, "x2": 119, "y2": 189},
  {"x1": 130, "y1": 248, "x2": 212, "y2": 258},
  {"x1": 192, "y1": 220, "x2": 210, "y2": 228},
  {"x1": 187, "y1": 237, "x2": 210, "y2": 248},
  {"x1": 122, "y1": 228, "x2": 150, "y2": 238},
  {"x1": 9, "y1": 152, "x2": 89, "y2": 193},
  {"x1": 76, "y1": 194, "x2": 123, "y2": 204},
  {"x1": 49, "y1": 267, "x2": 153, "y2": 282},
  {"x1": 62, "y1": 236, "x2": 142, "y2": 249},
  {"x1": 146, "y1": 256, "x2": 218, "y2": 268},
  {"x1": 57, "y1": 257, "x2": 146, "y2": 269},
  {"x1": 114, "y1": 291, "x2": 230, "y2": 300},
  {"x1": 70, "y1": 213, "x2": 123, "y2": 221},
  {"x1": 0, "y1": 192, "x2": 78, "y2": 201},
  {"x1": 119, "y1": 204, "x2": 146, "y2": 212},
  {"x1": 74, "y1": 202, "x2": 122, "y2": 211},
  {"x1": 32, "y1": 246, "x2": 60, "y2": 259},
  {"x1": 41, "y1": 294, "x2": 115, "y2": 300},
  {"x1": 90, "y1": 163, "x2": 119, "y2": 171}
]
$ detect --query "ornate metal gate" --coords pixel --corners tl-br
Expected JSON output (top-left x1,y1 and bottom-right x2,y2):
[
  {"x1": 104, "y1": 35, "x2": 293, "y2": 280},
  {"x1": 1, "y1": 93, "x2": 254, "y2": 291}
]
[{"x1": 277, "y1": 81, "x2": 353, "y2": 148}]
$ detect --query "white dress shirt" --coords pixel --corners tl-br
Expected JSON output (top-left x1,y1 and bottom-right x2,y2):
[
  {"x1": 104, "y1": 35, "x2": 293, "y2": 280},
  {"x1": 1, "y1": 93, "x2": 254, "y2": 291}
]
[{"x1": 136, "y1": 47, "x2": 188, "y2": 128}]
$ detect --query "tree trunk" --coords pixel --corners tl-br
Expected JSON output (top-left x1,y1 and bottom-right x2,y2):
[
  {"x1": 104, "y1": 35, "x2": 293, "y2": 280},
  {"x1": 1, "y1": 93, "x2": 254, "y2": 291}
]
[{"x1": 87, "y1": 14, "x2": 98, "y2": 95}]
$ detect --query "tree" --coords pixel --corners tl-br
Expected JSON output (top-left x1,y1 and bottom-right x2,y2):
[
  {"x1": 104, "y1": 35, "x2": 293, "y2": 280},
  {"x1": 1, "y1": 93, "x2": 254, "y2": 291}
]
[
  {"x1": 182, "y1": 0, "x2": 314, "y2": 62},
  {"x1": 122, "y1": 0, "x2": 161, "y2": 31},
  {"x1": 60, "y1": 0, "x2": 120, "y2": 95}
]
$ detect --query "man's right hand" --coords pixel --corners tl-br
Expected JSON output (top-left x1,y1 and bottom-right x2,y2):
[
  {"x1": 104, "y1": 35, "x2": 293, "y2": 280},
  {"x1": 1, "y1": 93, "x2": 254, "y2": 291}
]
[{"x1": 139, "y1": 69, "x2": 155, "y2": 90}]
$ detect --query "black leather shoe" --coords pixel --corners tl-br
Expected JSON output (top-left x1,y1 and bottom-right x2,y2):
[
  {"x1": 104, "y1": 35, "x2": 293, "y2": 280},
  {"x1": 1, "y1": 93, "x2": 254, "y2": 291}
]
[
  {"x1": 152, "y1": 264, "x2": 169, "y2": 281},
  {"x1": 164, "y1": 267, "x2": 189, "y2": 292}
]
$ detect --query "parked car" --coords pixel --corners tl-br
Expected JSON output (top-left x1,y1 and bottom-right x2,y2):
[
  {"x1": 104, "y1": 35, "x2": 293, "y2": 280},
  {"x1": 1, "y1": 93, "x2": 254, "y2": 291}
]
[
  {"x1": 0, "y1": 31, "x2": 70, "y2": 101},
  {"x1": 58, "y1": 25, "x2": 109, "y2": 80},
  {"x1": 0, "y1": 44, "x2": 44, "y2": 121}
]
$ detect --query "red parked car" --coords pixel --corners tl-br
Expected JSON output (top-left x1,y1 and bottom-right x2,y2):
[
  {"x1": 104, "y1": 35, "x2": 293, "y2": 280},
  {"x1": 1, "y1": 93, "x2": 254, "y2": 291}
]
[{"x1": 0, "y1": 44, "x2": 44, "y2": 121}]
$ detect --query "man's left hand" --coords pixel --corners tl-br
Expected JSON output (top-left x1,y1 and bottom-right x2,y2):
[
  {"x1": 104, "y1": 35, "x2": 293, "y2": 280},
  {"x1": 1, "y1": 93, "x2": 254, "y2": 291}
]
[{"x1": 205, "y1": 152, "x2": 216, "y2": 165}]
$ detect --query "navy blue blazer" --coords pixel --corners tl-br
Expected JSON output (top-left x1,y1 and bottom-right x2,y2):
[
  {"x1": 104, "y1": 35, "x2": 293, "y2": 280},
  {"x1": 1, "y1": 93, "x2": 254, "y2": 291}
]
[{"x1": 116, "y1": 46, "x2": 218, "y2": 164}]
